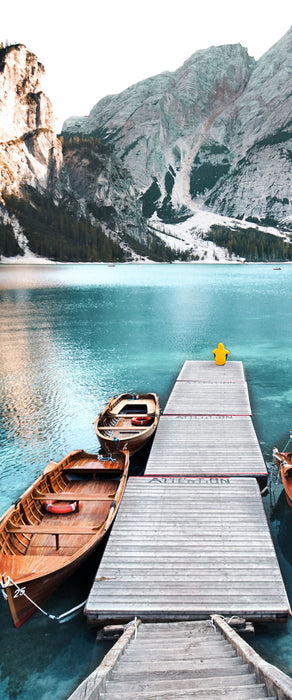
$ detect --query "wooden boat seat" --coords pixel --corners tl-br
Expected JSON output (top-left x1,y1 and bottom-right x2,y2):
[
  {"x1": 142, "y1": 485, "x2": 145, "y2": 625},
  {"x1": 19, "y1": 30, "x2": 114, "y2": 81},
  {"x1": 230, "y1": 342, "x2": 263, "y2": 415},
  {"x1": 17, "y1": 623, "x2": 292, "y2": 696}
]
[
  {"x1": 97, "y1": 425, "x2": 151, "y2": 431},
  {"x1": 64, "y1": 466, "x2": 123, "y2": 480},
  {"x1": 33, "y1": 490, "x2": 115, "y2": 501},
  {"x1": 6, "y1": 524, "x2": 100, "y2": 534},
  {"x1": 110, "y1": 413, "x2": 155, "y2": 418},
  {"x1": 6, "y1": 523, "x2": 102, "y2": 551}
]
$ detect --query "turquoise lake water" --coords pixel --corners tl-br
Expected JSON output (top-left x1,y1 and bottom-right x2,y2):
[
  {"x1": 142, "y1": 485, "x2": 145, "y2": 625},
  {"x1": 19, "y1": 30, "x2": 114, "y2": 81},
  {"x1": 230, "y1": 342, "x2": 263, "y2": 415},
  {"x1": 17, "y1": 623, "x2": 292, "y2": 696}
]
[{"x1": 1, "y1": 262, "x2": 292, "y2": 698}]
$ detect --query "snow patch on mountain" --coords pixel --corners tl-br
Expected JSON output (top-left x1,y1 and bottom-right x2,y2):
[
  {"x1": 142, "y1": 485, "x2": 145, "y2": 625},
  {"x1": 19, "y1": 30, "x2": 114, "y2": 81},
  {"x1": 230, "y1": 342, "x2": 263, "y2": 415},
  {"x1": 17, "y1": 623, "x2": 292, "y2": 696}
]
[{"x1": 148, "y1": 208, "x2": 291, "y2": 262}]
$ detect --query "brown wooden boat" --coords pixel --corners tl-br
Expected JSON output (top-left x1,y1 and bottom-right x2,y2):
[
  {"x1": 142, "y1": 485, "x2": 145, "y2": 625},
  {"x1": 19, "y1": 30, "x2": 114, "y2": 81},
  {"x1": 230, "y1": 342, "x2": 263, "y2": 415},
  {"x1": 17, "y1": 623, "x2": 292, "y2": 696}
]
[
  {"x1": 273, "y1": 433, "x2": 292, "y2": 507},
  {"x1": 0, "y1": 449, "x2": 129, "y2": 627},
  {"x1": 94, "y1": 393, "x2": 159, "y2": 455}
]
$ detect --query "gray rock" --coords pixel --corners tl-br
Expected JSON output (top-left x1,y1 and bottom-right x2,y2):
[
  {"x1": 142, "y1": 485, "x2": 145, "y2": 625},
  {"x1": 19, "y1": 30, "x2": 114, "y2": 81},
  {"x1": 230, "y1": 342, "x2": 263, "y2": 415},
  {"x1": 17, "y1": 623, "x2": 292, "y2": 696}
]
[{"x1": 63, "y1": 28, "x2": 292, "y2": 229}]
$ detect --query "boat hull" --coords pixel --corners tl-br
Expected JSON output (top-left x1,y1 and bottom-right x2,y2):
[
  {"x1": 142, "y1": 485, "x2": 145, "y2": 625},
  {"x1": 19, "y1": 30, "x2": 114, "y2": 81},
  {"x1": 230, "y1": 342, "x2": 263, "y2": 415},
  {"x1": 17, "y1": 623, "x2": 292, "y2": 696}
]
[
  {"x1": 97, "y1": 423, "x2": 157, "y2": 456},
  {"x1": 0, "y1": 449, "x2": 129, "y2": 627},
  {"x1": 273, "y1": 448, "x2": 292, "y2": 509},
  {"x1": 4, "y1": 535, "x2": 101, "y2": 627},
  {"x1": 95, "y1": 393, "x2": 159, "y2": 456}
]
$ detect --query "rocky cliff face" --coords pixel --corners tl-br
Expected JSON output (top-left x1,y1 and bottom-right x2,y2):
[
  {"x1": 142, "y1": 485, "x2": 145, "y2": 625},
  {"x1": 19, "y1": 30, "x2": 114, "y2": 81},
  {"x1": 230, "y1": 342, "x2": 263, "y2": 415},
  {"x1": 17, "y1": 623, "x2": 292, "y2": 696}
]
[
  {"x1": 0, "y1": 44, "x2": 146, "y2": 259},
  {"x1": 63, "y1": 28, "x2": 292, "y2": 230},
  {"x1": 193, "y1": 27, "x2": 292, "y2": 227},
  {"x1": 62, "y1": 137, "x2": 148, "y2": 244},
  {"x1": 0, "y1": 44, "x2": 62, "y2": 198}
]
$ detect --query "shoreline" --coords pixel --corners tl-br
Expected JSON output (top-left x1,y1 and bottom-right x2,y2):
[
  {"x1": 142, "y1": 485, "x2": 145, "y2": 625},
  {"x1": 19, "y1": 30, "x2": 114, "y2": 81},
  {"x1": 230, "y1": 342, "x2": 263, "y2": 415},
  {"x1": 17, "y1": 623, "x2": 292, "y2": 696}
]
[{"x1": 0, "y1": 259, "x2": 290, "y2": 266}]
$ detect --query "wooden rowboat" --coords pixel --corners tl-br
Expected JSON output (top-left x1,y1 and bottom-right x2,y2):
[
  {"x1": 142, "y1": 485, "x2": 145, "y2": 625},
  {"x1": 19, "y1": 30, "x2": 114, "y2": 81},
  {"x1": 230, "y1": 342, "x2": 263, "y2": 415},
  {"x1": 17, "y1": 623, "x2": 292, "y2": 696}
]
[
  {"x1": 94, "y1": 393, "x2": 159, "y2": 456},
  {"x1": 273, "y1": 433, "x2": 292, "y2": 507},
  {"x1": 0, "y1": 449, "x2": 129, "y2": 627}
]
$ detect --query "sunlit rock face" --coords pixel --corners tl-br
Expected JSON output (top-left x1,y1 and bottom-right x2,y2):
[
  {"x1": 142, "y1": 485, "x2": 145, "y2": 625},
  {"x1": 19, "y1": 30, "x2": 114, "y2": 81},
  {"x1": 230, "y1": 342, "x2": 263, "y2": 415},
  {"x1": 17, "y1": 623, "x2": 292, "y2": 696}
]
[
  {"x1": 0, "y1": 44, "x2": 62, "y2": 197},
  {"x1": 63, "y1": 29, "x2": 292, "y2": 227},
  {"x1": 198, "y1": 27, "x2": 292, "y2": 226}
]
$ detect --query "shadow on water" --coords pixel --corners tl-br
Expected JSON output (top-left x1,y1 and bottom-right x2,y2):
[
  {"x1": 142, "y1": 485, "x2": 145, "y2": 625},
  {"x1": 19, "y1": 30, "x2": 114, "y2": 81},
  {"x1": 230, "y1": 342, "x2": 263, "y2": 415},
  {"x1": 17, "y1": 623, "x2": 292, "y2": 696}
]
[{"x1": 129, "y1": 434, "x2": 155, "y2": 476}]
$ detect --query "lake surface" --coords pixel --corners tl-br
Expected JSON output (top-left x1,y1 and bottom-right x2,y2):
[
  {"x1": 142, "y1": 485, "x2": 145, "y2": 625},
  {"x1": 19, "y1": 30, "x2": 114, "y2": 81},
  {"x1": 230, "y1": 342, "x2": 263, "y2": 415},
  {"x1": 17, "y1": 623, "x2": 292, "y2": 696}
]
[{"x1": 1, "y1": 262, "x2": 292, "y2": 698}]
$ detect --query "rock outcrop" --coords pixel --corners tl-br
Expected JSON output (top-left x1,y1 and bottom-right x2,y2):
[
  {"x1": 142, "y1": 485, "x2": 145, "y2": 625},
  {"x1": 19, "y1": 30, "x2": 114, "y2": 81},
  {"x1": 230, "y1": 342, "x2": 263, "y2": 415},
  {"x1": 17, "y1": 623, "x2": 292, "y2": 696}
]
[
  {"x1": 62, "y1": 137, "x2": 148, "y2": 244},
  {"x1": 194, "y1": 27, "x2": 292, "y2": 228},
  {"x1": 0, "y1": 44, "x2": 62, "y2": 198},
  {"x1": 0, "y1": 44, "x2": 146, "y2": 260}
]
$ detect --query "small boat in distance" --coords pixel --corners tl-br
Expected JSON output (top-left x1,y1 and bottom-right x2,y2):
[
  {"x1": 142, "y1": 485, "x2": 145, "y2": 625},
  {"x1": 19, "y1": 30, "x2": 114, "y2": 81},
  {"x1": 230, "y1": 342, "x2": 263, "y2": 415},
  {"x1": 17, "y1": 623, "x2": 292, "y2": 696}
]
[
  {"x1": 273, "y1": 432, "x2": 292, "y2": 507},
  {"x1": 95, "y1": 393, "x2": 159, "y2": 455},
  {"x1": 0, "y1": 449, "x2": 129, "y2": 627}
]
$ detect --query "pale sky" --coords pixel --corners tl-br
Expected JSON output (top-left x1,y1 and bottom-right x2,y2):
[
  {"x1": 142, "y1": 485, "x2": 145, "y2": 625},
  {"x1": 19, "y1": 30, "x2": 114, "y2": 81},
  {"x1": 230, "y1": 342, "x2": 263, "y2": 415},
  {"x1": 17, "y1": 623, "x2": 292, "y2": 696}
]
[{"x1": 2, "y1": 0, "x2": 291, "y2": 132}]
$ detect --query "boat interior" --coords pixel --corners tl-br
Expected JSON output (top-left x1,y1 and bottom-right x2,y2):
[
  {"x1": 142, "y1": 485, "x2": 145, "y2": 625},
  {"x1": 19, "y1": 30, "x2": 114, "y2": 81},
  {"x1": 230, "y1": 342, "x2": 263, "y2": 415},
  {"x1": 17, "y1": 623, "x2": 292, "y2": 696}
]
[
  {"x1": 283, "y1": 463, "x2": 292, "y2": 479},
  {"x1": 0, "y1": 454, "x2": 124, "y2": 561},
  {"x1": 99, "y1": 397, "x2": 157, "y2": 437}
]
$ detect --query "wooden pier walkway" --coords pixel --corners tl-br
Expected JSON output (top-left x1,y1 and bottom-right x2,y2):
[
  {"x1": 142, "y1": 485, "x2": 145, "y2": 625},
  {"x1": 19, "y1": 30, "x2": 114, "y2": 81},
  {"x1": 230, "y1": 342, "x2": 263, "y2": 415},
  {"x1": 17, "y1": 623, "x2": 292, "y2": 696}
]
[
  {"x1": 85, "y1": 476, "x2": 289, "y2": 625},
  {"x1": 85, "y1": 361, "x2": 290, "y2": 626},
  {"x1": 146, "y1": 360, "x2": 266, "y2": 479},
  {"x1": 69, "y1": 618, "x2": 292, "y2": 699}
]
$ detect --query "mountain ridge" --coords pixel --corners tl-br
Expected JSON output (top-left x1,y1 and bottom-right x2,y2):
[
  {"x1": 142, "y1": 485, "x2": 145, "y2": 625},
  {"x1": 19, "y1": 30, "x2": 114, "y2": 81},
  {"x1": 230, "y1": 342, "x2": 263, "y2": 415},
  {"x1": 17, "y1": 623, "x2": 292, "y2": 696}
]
[
  {"x1": 63, "y1": 29, "x2": 292, "y2": 232},
  {"x1": 1, "y1": 30, "x2": 292, "y2": 262}
]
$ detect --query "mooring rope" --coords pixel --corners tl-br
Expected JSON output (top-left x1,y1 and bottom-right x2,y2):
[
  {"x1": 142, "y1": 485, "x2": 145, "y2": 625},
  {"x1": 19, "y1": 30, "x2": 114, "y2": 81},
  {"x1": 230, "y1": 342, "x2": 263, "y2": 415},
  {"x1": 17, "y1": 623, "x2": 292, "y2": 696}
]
[
  {"x1": 1, "y1": 575, "x2": 86, "y2": 623},
  {"x1": 125, "y1": 616, "x2": 139, "y2": 639}
]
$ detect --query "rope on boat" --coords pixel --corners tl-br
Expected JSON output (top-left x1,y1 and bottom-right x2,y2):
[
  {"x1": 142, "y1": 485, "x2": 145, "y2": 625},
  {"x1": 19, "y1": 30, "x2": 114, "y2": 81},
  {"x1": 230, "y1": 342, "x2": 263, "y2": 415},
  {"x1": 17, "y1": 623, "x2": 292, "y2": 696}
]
[
  {"x1": 209, "y1": 616, "x2": 216, "y2": 631},
  {"x1": 98, "y1": 454, "x2": 116, "y2": 462},
  {"x1": 0, "y1": 575, "x2": 86, "y2": 623}
]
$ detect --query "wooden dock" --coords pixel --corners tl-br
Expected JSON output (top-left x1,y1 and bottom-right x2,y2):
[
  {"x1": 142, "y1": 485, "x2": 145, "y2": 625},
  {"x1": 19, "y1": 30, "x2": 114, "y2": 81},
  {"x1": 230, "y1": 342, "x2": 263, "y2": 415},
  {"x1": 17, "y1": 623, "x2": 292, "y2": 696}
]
[
  {"x1": 85, "y1": 476, "x2": 290, "y2": 625},
  {"x1": 85, "y1": 361, "x2": 290, "y2": 626},
  {"x1": 146, "y1": 361, "x2": 266, "y2": 480},
  {"x1": 163, "y1": 361, "x2": 251, "y2": 416}
]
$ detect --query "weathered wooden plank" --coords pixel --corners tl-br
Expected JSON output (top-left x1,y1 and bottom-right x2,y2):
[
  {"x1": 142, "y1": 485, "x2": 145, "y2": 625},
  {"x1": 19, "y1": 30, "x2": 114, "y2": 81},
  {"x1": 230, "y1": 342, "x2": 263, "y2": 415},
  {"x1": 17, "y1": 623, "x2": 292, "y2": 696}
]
[
  {"x1": 164, "y1": 360, "x2": 251, "y2": 416},
  {"x1": 177, "y1": 361, "x2": 246, "y2": 383},
  {"x1": 85, "y1": 477, "x2": 290, "y2": 624},
  {"x1": 164, "y1": 382, "x2": 251, "y2": 415},
  {"x1": 146, "y1": 415, "x2": 266, "y2": 477}
]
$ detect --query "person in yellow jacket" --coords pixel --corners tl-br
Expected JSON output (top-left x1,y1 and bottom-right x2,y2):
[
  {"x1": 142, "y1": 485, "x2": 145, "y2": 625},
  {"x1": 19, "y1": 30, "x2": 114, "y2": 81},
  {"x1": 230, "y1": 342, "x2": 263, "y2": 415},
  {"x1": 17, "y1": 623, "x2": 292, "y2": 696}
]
[{"x1": 213, "y1": 342, "x2": 230, "y2": 366}]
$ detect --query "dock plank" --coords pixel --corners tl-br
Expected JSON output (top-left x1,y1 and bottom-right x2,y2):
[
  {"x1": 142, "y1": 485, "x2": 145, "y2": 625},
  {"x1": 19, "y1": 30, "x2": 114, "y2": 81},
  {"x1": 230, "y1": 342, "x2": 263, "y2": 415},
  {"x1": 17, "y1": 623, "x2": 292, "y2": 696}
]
[
  {"x1": 164, "y1": 382, "x2": 251, "y2": 415},
  {"x1": 85, "y1": 477, "x2": 290, "y2": 625},
  {"x1": 177, "y1": 360, "x2": 246, "y2": 382},
  {"x1": 85, "y1": 360, "x2": 288, "y2": 628},
  {"x1": 146, "y1": 415, "x2": 267, "y2": 477},
  {"x1": 165, "y1": 360, "x2": 251, "y2": 415}
]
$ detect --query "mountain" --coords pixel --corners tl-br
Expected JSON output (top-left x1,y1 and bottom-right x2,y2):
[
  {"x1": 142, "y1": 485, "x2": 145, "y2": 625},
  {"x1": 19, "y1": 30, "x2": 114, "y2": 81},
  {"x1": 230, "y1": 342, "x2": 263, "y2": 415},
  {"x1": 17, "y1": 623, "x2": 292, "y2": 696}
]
[
  {"x1": 63, "y1": 44, "x2": 254, "y2": 219},
  {"x1": 199, "y1": 28, "x2": 292, "y2": 228},
  {"x1": 0, "y1": 44, "x2": 149, "y2": 262},
  {"x1": 1, "y1": 30, "x2": 292, "y2": 263},
  {"x1": 0, "y1": 44, "x2": 62, "y2": 198},
  {"x1": 63, "y1": 28, "x2": 292, "y2": 233}
]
